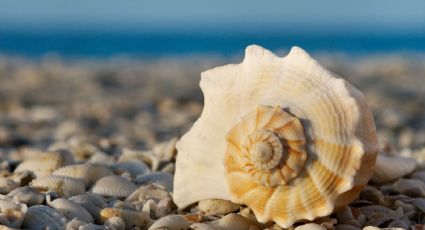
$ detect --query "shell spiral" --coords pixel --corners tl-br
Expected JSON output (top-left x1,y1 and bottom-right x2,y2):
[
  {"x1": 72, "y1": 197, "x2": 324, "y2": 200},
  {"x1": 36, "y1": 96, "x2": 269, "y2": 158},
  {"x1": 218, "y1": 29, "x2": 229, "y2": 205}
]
[
  {"x1": 225, "y1": 106, "x2": 307, "y2": 187},
  {"x1": 173, "y1": 45, "x2": 379, "y2": 228}
]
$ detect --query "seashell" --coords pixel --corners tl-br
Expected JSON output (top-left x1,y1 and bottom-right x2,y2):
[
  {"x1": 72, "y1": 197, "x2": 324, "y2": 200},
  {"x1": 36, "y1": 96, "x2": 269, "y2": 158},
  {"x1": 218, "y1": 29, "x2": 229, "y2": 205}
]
[
  {"x1": 371, "y1": 155, "x2": 417, "y2": 183},
  {"x1": 334, "y1": 224, "x2": 361, "y2": 230},
  {"x1": 126, "y1": 184, "x2": 170, "y2": 203},
  {"x1": 359, "y1": 205, "x2": 404, "y2": 227},
  {"x1": 0, "y1": 178, "x2": 19, "y2": 195},
  {"x1": 100, "y1": 208, "x2": 150, "y2": 229},
  {"x1": 174, "y1": 45, "x2": 378, "y2": 227},
  {"x1": 0, "y1": 195, "x2": 27, "y2": 228},
  {"x1": 8, "y1": 170, "x2": 34, "y2": 187},
  {"x1": 358, "y1": 186, "x2": 388, "y2": 206},
  {"x1": 198, "y1": 199, "x2": 240, "y2": 216},
  {"x1": 393, "y1": 178, "x2": 425, "y2": 197},
  {"x1": 393, "y1": 200, "x2": 416, "y2": 218},
  {"x1": 49, "y1": 198, "x2": 94, "y2": 223},
  {"x1": 105, "y1": 216, "x2": 125, "y2": 230},
  {"x1": 294, "y1": 223, "x2": 326, "y2": 230},
  {"x1": 88, "y1": 152, "x2": 115, "y2": 166},
  {"x1": 52, "y1": 163, "x2": 112, "y2": 186},
  {"x1": 22, "y1": 205, "x2": 67, "y2": 230},
  {"x1": 335, "y1": 206, "x2": 361, "y2": 227},
  {"x1": 134, "y1": 172, "x2": 173, "y2": 192},
  {"x1": 112, "y1": 160, "x2": 150, "y2": 178},
  {"x1": 152, "y1": 137, "x2": 178, "y2": 162},
  {"x1": 78, "y1": 223, "x2": 107, "y2": 230},
  {"x1": 148, "y1": 214, "x2": 191, "y2": 230},
  {"x1": 141, "y1": 198, "x2": 173, "y2": 219},
  {"x1": 91, "y1": 175, "x2": 137, "y2": 198},
  {"x1": 7, "y1": 187, "x2": 44, "y2": 206},
  {"x1": 69, "y1": 194, "x2": 108, "y2": 224},
  {"x1": 14, "y1": 150, "x2": 74, "y2": 177},
  {"x1": 411, "y1": 198, "x2": 425, "y2": 213},
  {"x1": 120, "y1": 148, "x2": 160, "y2": 171},
  {"x1": 388, "y1": 219, "x2": 410, "y2": 229},
  {"x1": 66, "y1": 218, "x2": 89, "y2": 229},
  {"x1": 411, "y1": 170, "x2": 425, "y2": 183},
  {"x1": 190, "y1": 213, "x2": 259, "y2": 230},
  {"x1": 160, "y1": 162, "x2": 175, "y2": 174},
  {"x1": 30, "y1": 175, "x2": 85, "y2": 197}
]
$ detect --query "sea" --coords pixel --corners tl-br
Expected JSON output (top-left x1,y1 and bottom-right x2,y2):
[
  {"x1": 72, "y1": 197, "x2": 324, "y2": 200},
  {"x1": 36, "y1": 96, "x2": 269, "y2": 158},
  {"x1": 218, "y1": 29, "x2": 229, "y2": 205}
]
[{"x1": 0, "y1": 30, "x2": 424, "y2": 59}]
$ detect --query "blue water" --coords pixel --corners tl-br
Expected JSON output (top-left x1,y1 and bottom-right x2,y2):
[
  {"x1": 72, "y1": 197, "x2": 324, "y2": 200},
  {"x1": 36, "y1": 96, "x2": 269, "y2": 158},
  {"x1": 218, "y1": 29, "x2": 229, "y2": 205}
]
[{"x1": 0, "y1": 31, "x2": 424, "y2": 58}]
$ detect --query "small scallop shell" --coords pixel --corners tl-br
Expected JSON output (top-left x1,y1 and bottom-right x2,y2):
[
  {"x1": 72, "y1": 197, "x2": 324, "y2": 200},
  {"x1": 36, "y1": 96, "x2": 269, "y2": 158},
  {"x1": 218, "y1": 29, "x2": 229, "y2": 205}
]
[
  {"x1": 120, "y1": 148, "x2": 160, "y2": 171},
  {"x1": 148, "y1": 215, "x2": 191, "y2": 230},
  {"x1": 126, "y1": 184, "x2": 170, "y2": 203},
  {"x1": 198, "y1": 199, "x2": 240, "y2": 216},
  {"x1": 294, "y1": 223, "x2": 326, "y2": 230},
  {"x1": 105, "y1": 216, "x2": 125, "y2": 230},
  {"x1": 88, "y1": 152, "x2": 115, "y2": 166},
  {"x1": 371, "y1": 155, "x2": 417, "y2": 183},
  {"x1": 152, "y1": 137, "x2": 178, "y2": 162},
  {"x1": 411, "y1": 198, "x2": 425, "y2": 213},
  {"x1": 52, "y1": 163, "x2": 113, "y2": 186},
  {"x1": 174, "y1": 45, "x2": 378, "y2": 227},
  {"x1": 112, "y1": 161, "x2": 150, "y2": 178},
  {"x1": 100, "y1": 208, "x2": 150, "y2": 229},
  {"x1": 30, "y1": 175, "x2": 85, "y2": 197},
  {"x1": 49, "y1": 198, "x2": 94, "y2": 223},
  {"x1": 69, "y1": 194, "x2": 108, "y2": 224},
  {"x1": 66, "y1": 218, "x2": 89, "y2": 229},
  {"x1": 393, "y1": 178, "x2": 425, "y2": 197},
  {"x1": 14, "y1": 150, "x2": 75, "y2": 177},
  {"x1": 91, "y1": 175, "x2": 137, "y2": 198},
  {"x1": 22, "y1": 205, "x2": 67, "y2": 230},
  {"x1": 191, "y1": 213, "x2": 258, "y2": 230},
  {"x1": 7, "y1": 187, "x2": 44, "y2": 206},
  {"x1": 0, "y1": 178, "x2": 19, "y2": 195},
  {"x1": 0, "y1": 195, "x2": 27, "y2": 228},
  {"x1": 411, "y1": 170, "x2": 425, "y2": 183},
  {"x1": 134, "y1": 172, "x2": 173, "y2": 192}
]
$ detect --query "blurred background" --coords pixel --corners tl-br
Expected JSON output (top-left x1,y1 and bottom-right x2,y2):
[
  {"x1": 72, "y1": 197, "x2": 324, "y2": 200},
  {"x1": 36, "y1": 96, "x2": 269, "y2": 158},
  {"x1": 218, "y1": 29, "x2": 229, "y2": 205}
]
[{"x1": 0, "y1": 0, "x2": 424, "y2": 157}]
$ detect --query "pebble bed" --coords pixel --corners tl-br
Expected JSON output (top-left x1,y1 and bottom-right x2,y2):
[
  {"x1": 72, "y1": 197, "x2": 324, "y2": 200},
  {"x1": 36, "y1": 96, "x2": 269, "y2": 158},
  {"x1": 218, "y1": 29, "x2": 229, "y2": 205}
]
[{"x1": 0, "y1": 54, "x2": 424, "y2": 230}]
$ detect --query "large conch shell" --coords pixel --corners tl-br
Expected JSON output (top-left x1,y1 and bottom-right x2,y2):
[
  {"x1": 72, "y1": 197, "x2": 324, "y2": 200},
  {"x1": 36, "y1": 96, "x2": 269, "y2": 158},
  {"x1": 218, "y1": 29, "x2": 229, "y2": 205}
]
[{"x1": 173, "y1": 45, "x2": 378, "y2": 227}]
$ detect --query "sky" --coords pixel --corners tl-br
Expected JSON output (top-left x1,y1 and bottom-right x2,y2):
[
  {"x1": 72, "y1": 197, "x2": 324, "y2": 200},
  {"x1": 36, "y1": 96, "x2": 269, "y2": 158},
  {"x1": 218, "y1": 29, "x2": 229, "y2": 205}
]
[{"x1": 0, "y1": 0, "x2": 424, "y2": 34}]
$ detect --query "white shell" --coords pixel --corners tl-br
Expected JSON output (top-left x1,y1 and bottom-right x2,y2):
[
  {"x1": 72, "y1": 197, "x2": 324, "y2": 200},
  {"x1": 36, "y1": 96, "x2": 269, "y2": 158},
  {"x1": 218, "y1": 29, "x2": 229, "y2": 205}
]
[
  {"x1": 119, "y1": 148, "x2": 160, "y2": 171},
  {"x1": 22, "y1": 205, "x2": 67, "y2": 230},
  {"x1": 14, "y1": 150, "x2": 74, "y2": 177},
  {"x1": 294, "y1": 223, "x2": 326, "y2": 230},
  {"x1": 152, "y1": 137, "x2": 178, "y2": 162},
  {"x1": 190, "y1": 213, "x2": 258, "y2": 230},
  {"x1": 105, "y1": 216, "x2": 125, "y2": 230},
  {"x1": 69, "y1": 194, "x2": 108, "y2": 223},
  {"x1": 112, "y1": 160, "x2": 150, "y2": 178},
  {"x1": 134, "y1": 172, "x2": 173, "y2": 192},
  {"x1": 0, "y1": 195, "x2": 27, "y2": 228},
  {"x1": 371, "y1": 155, "x2": 417, "y2": 183},
  {"x1": 100, "y1": 208, "x2": 150, "y2": 229},
  {"x1": 198, "y1": 199, "x2": 240, "y2": 216},
  {"x1": 52, "y1": 163, "x2": 113, "y2": 186},
  {"x1": 30, "y1": 175, "x2": 86, "y2": 197},
  {"x1": 174, "y1": 45, "x2": 378, "y2": 227},
  {"x1": 126, "y1": 184, "x2": 170, "y2": 203},
  {"x1": 7, "y1": 187, "x2": 44, "y2": 206},
  {"x1": 49, "y1": 198, "x2": 94, "y2": 223},
  {"x1": 0, "y1": 178, "x2": 19, "y2": 195},
  {"x1": 91, "y1": 175, "x2": 137, "y2": 198},
  {"x1": 148, "y1": 214, "x2": 191, "y2": 230}
]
